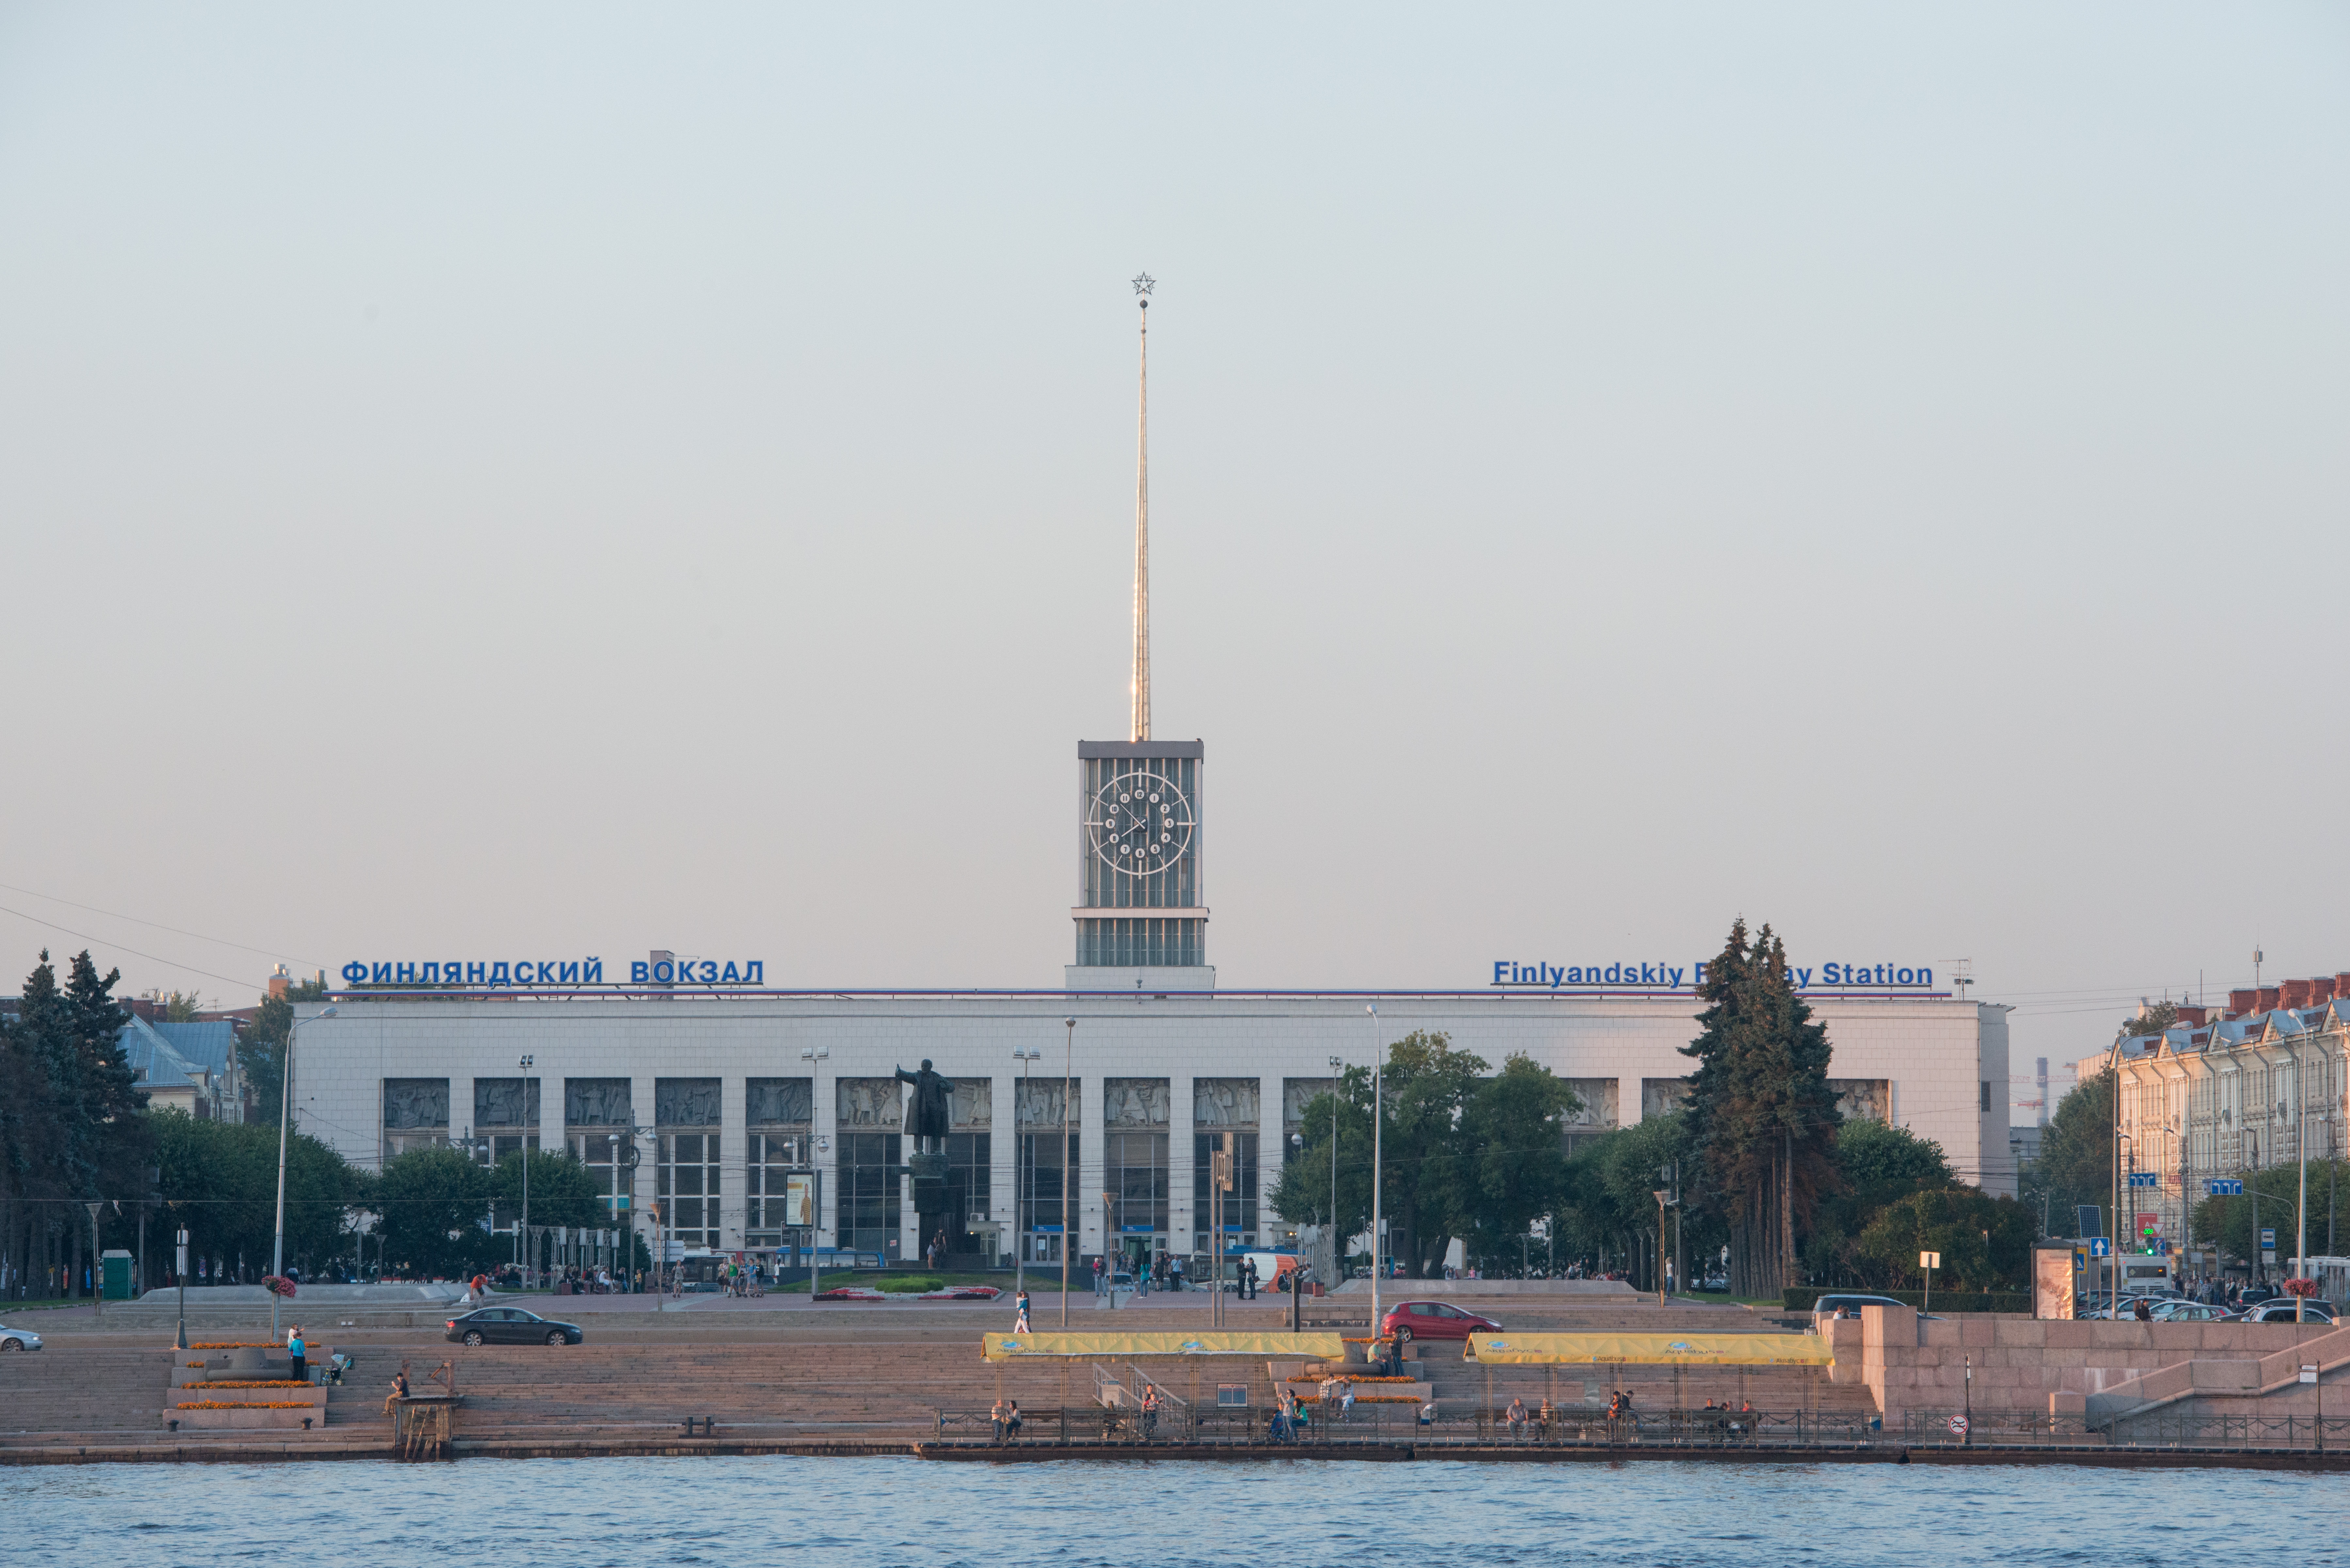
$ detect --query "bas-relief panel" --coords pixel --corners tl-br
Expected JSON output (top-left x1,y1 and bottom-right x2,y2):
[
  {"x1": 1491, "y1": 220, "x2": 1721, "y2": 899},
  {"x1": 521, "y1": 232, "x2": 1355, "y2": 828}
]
[
  {"x1": 383, "y1": 1078, "x2": 449, "y2": 1130},
  {"x1": 473, "y1": 1078, "x2": 540, "y2": 1128},
  {"x1": 1282, "y1": 1078, "x2": 1335, "y2": 1132},
  {"x1": 746, "y1": 1077, "x2": 814, "y2": 1127},
  {"x1": 950, "y1": 1078, "x2": 992, "y2": 1130},
  {"x1": 565, "y1": 1078, "x2": 632, "y2": 1128},
  {"x1": 656, "y1": 1078, "x2": 722, "y2": 1127},
  {"x1": 1015, "y1": 1081, "x2": 1079, "y2": 1129},
  {"x1": 1562, "y1": 1079, "x2": 1618, "y2": 1129},
  {"x1": 1829, "y1": 1079, "x2": 1890, "y2": 1123},
  {"x1": 1103, "y1": 1078, "x2": 1171, "y2": 1128},
  {"x1": 837, "y1": 1077, "x2": 900, "y2": 1128},
  {"x1": 1193, "y1": 1078, "x2": 1259, "y2": 1128},
  {"x1": 1640, "y1": 1078, "x2": 1690, "y2": 1119}
]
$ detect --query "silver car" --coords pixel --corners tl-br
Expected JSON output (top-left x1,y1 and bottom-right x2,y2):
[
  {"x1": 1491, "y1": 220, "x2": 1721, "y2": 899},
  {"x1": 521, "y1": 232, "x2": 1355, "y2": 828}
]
[{"x1": 0, "y1": 1323, "x2": 43, "y2": 1352}]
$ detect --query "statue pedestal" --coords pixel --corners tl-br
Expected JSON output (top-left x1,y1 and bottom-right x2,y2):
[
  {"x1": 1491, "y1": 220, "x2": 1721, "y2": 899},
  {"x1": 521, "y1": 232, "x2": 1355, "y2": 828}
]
[{"x1": 907, "y1": 1149, "x2": 951, "y2": 1268}]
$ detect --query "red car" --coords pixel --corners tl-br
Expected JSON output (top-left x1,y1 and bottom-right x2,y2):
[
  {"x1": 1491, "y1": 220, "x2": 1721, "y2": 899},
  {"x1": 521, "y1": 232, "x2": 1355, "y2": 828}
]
[{"x1": 1380, "y1": 1300, "x2": 1501, "y2": 1343}]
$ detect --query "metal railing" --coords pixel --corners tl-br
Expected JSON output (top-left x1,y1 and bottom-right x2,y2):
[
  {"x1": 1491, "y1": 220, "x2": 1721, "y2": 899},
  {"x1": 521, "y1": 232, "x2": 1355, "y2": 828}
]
[{"x1": 931, "y1": 1403, "x2": 2350, "y2": 1455}]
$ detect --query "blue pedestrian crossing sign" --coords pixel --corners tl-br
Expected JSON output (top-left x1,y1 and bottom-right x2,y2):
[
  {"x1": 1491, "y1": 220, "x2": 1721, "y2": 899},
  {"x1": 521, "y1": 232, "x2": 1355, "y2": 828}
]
[
  {"x1": 2207, "y1": 1179, "x2": 2244, "y2": 1196},
  {"x1": 2088, "y1": 1237, "x2": 2111, "y2": 1257}
]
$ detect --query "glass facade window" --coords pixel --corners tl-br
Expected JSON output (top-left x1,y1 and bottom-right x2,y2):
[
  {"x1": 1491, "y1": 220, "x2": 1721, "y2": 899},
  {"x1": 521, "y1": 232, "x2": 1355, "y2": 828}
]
[
  {"x1": 657, "y1": 1132, "x2": 723, "y2": 1249},
  {"x1": 1105, "y1": 1130, "x2": 1170, "y2": 1243},
  {"x1": 1017, "y1": 1131, "x2": 1077, "y2": 1264},
  {"x1": 568, "y1": 1129, "x2": 633, "y2": 1216},
  {"x1": 746, "y1": 1132, "x2": 811, "y2": 1244},
  {"x1": 837, "y1": 1131, "x2": 903, "y2": 1261},
  {"x1": 1076, "y1": 917, "x2": 1205, "y2": 968},
  {"x1": 1193, "y1": 1131, "x2": 1259, "y2": 1253},
  {"x1": 942, "y1": 1131, "x2": 991, "y2": 1254}
]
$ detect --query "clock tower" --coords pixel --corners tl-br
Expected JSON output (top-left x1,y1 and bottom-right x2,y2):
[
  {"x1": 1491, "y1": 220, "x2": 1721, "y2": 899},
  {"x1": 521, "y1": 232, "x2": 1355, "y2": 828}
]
[{"x1": 1067, "y1": 276, "x2": 1213, "y2": 990}]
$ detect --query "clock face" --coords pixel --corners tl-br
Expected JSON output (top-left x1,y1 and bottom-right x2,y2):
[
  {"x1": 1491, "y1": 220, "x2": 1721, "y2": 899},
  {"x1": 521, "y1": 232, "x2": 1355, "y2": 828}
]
[{"x1": 1087, "y1": 772, "x2": 1195, "y2": 875}]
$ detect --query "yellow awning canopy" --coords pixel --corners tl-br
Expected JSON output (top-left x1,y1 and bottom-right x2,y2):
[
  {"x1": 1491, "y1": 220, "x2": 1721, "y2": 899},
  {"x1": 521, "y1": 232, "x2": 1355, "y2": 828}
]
[
  {"x1": 981, "y1": 1331, "x2": 1347, "y2": 1362},
  {"x1": 1467, "y1": 1332, "x2": 1831, "y2": 1366}
]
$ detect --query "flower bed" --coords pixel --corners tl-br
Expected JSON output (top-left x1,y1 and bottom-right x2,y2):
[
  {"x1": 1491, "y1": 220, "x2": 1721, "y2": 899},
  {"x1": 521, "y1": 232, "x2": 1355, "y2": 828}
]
[
  {"x1": 189, "y1": 1342, "x2": 278, "y2": 1350},
  {"x1": 179, "y1": 1380, "x2": 306, "y2": 1389},
  {"x1": 176, "y1": 1400, "x2": 316, "y2": 1410}
]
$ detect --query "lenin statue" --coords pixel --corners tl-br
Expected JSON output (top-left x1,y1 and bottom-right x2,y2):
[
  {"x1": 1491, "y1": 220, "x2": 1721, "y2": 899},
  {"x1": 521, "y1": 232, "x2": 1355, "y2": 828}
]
[{"x1": 896, "y1": 1060, "x2": 953, "y2": 1147}]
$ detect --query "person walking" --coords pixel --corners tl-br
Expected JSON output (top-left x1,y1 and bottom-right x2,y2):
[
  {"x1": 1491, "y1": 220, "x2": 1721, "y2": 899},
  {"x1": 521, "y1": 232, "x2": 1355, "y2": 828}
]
[
  {"x1": 287, "y1": 1325, "x2": 308, "y2": 1384},
  {"x1": 1014, "y1": 1290, "x2": 1032, "y2": 1334},
  {"x1": 1093, "y1": 1254, "x2": 1106, "y2": 1299}
]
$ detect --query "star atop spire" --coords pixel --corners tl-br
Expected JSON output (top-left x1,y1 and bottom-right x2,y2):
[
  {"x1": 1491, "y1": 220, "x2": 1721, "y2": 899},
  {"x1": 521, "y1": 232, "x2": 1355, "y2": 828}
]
[{"x1": 1132, "y1": 273, "x2": 1155, "y2": 297}]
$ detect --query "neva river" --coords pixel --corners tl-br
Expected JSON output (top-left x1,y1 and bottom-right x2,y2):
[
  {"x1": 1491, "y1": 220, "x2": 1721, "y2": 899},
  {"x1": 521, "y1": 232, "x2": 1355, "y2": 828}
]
[{"x1": 8, "y1": 1455, "x2": 2341, "y2": 1565}]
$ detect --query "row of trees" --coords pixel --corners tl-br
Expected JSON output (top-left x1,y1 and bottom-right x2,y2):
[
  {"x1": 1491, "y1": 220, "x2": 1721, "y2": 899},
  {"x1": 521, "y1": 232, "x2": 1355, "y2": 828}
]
[
  {"x1": 0, "y1": 951, "x2": 152, "y2": 1299},
  {"x1": 1268, "y1": 1034, "x2": 1583, "y2": 1277},
  {"x1": 138, "y1": 1117, "x2": 623, "y2": 1290},
  {"x1": 1269, "y1": 920, "x2": 2036, "y2": 1295}
]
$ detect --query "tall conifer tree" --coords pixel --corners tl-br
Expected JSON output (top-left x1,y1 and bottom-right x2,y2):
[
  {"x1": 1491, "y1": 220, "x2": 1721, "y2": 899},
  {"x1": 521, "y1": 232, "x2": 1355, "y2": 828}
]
[{"x1": 1681, "y1": 920, "x2": 1842, "y2": 1296}]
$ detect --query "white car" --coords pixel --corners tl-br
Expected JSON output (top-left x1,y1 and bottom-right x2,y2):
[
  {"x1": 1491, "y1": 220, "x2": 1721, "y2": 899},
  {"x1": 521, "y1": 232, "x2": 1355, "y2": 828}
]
[{"x1": 0, "y1": 1323, "x2": 42, "y2": 1352}]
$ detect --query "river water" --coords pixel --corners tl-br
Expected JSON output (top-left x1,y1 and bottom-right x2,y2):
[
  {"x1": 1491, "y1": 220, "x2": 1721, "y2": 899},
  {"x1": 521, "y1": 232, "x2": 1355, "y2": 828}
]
[{"x1": 10, "y1": 1456, "x2": 2341, "y2": 1565}]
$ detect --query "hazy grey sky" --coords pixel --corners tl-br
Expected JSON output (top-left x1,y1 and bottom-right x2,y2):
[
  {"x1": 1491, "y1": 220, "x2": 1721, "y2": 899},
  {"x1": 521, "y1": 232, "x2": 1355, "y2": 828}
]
[{"x1": 2, "y1": 6, "x2": 2344, "y2": 1106}]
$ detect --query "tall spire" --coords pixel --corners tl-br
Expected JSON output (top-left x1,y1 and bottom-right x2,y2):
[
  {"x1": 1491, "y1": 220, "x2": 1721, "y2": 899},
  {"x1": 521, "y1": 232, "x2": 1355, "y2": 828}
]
[{"x1": 1130, "y1": 273, "x2": 1154, "y2": 742}]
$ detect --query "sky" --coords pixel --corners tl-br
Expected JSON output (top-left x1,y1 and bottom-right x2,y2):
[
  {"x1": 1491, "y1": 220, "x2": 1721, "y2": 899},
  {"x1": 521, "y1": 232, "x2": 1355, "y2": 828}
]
[{"x1": 2, "y1": 5, "x2": 2345, "y2": 1115}]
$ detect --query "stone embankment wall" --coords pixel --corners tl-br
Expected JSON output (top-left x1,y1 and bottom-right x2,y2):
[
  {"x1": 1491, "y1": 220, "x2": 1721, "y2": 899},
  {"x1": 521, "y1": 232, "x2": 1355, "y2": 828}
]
[{"x1": 1830, "y1": 1305, "x2": 2349, "y2": 1420}]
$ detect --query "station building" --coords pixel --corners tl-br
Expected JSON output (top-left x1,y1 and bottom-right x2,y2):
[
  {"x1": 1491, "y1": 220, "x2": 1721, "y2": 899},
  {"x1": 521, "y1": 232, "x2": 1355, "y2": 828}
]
[{"x1": 288, "y1": 301, "x2": 2011, "y2": 1271}]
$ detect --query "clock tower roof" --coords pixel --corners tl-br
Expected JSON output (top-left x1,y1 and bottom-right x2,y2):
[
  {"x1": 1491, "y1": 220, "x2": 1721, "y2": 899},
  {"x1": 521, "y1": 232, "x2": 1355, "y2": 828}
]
[{"x1": 1078, "y1": 738, "x2": 1203, "y2": 760}]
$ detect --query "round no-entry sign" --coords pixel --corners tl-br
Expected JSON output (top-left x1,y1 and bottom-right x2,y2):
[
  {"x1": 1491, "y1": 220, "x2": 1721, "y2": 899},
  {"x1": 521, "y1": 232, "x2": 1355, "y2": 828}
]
[{"x1": 1948, "y1": 1414, "x2": 1969, "y2": 1436}]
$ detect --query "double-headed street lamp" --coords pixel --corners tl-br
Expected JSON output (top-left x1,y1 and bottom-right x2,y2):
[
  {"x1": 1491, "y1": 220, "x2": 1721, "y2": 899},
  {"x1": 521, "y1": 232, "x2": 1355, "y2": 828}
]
[
  {"x1": 1366, "y1": 1004, "x2": 1384, "y2": 1327},
  {"x1": 271, "y1": 1004, "x2": 337, "y2": 1340},
  {"x1": 1013, "y1": 1044, "x2": 1041, "y2": 1298},
  {"x1": 1062, "y1": 1016, "x2": 1076, "y2": 1328},
  {"x1": 517, "y1": 1055, "x2": 535, "y2": 1286}
]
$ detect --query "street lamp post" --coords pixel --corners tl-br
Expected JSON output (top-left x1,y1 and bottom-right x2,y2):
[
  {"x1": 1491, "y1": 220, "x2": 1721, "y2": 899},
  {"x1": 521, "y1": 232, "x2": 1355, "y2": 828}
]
[
  {"x1": 2298, "y1": 1039, "x2": 2311, "y2": 1323},
  {"x1": 1062, "y1": 1016, "x2": 1075, "y2": 1328},
  {"x1": 270, "y1": 1004, "x2": 337, "y2": 1341},
  {"x1": 1327, "y1": 1054, "x2": 1342, "y2": 1288},
  {"x1": 518, "y1": 1055, "x2": 534, "y2": 1287},
  {"x1": 175, "y1": 1226, "x2": 189, "y2": 1350},
  {"x1": 1013, "y1": 1044, "x2": 1040, "y2": 1299},
  {"x1": 1366, "y1": 1005, "x2": 1383, "y2": 1327},
  {"x1": 1652, "y1": 1190, "x2": 1671, "y2": 1304}
]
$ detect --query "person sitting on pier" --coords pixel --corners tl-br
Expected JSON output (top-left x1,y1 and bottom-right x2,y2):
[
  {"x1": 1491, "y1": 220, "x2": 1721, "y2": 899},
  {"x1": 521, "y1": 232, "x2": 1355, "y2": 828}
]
[
  {"x1": 383, "y1": 1368, "x2": 410, "y2": 1417},
  {"x1": 990, "y1": 1398, "x2": 1009, "y2": 1443},
  {"x1": 1005, "y1": 1400, "x2": 1023, "y2": 1441},
  {"x1": 1505, "y1": 1396, "x2": 1529, "y2": 1443}
]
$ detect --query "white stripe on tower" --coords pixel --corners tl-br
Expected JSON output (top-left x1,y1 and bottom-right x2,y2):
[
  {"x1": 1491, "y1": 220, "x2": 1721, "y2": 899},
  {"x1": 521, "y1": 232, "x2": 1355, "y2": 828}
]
[{"x1": 1131, "y1": 273, "x2": 1154, "y2": 743}]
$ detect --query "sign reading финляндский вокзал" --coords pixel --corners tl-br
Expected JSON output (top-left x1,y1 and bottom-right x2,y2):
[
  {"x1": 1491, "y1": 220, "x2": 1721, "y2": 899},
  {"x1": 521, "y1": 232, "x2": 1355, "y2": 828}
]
[
  {"x1": 1491, "y1": 959, "x2": 1944, "y2": 991},
  {"x1": 339, "y1": 957, "x2": 766, "y2": 989}
]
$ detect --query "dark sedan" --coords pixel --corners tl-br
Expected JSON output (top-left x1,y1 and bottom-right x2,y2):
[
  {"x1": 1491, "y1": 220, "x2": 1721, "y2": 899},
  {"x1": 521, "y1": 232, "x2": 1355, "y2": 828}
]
[{"x1": 445, "y1": 1306, "x2": 584, "y2": 1346}]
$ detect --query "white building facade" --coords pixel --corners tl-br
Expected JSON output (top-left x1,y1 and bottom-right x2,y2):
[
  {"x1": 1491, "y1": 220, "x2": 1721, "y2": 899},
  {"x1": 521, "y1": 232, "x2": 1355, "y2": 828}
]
[{"x1": 295, "y1": 985, "x2": 2011, "y2": 1268}]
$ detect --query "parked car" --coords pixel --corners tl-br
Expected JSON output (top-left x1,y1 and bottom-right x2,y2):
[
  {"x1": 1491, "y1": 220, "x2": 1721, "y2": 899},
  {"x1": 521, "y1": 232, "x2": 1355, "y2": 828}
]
[
  {"x1": 1811, "y1": 1293, "x2": 1945, "y2": 1322},
  {"x1": 2237, "y1": 1286, "x2": 2281, "y2": 1307},
  {"x1": 1701, "y1": 1273, "x2": 1729, "y2": 1292},
  {"x1": 444, "y1": 1307, "x2": 584, "y2": 1346},
  {"x1": 2241, "y1": 1300, "x2": 2337, "y2": 1324},
  {"x1": 1380, "y1": 1300, "x2": 1501, "y2": 1343},
  {"x1": 0, "y1": 1323, "x2": 42, "y2": 1352},
  {"x1": 2149, "y1": 1301, "x2": 2231, "y2": 1322}
]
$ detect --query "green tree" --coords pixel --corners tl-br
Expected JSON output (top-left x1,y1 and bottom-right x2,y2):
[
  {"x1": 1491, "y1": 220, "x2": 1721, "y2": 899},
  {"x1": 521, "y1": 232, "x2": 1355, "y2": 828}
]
[
  {"x1": 159, "y1": 990, "x2": 207, "y2": 1022},
  {"x1": 1856, "y1": 1184, "x2": 2035, "y2": 1292},
  {"x1": 2189, "y1": 1158, "x2": 2348, "y2": 1274},
  {"x1": 1680, "y1": 920, "x2": 1841, "y2": 1297},
  {"x1": 152, "y1": 1110, "x2": 363, "y2": 1282},
  {"x1": 1804, "y1": 1120, "x2": 1956, "y2": 1286},
  {"x1": 1447, "y1": 1055, "x2": 1579, "y2": 1273},
  {"x1": 1267, "y1": 1071, "x2": 1376, "y2": 1264},
  {"x1": 490, "y1": 1148, "x2": 609, "y2": 1229},
  {"x1": 236, "y1": 972, "x2": 329, "y2": 1128},
  {"x1": 2021, "y1": 1067, "x2": 2114, "y2": 1241},
  {"x1": 1376, "y1": 1030, "x2": 1489, "y2": 1278},
  {"x1": 377, "y1": 1145, "x2": 500, "y2": 1279},
  {"x1": 1556, "y1": 1113, "x2": 1703, "y2": 1289},
  {"x1": 2118, "y1": 1000, "x2": 2179, "y2": 1039}
]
